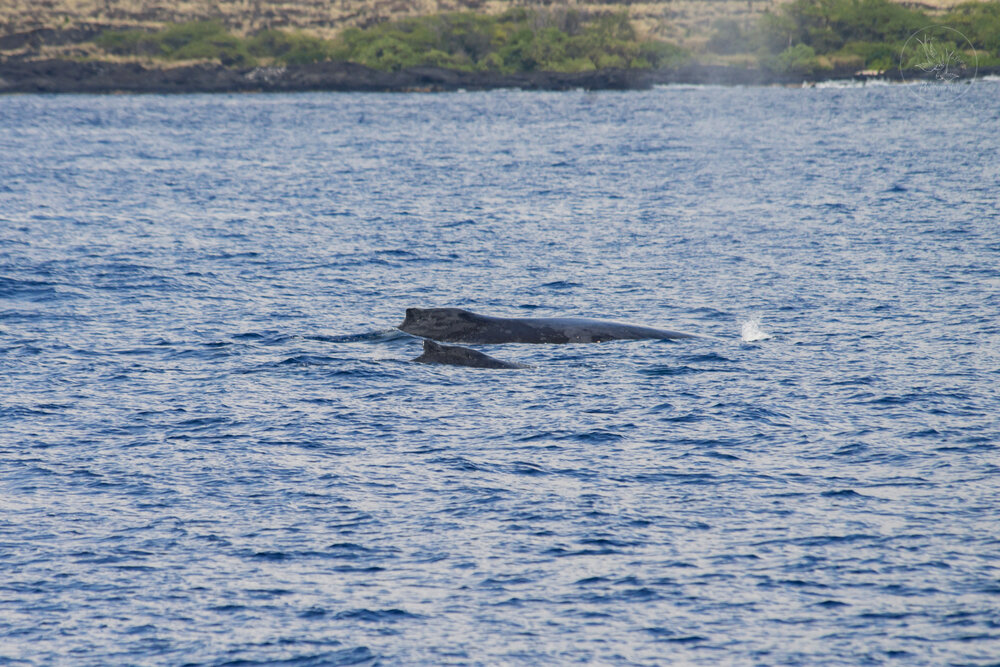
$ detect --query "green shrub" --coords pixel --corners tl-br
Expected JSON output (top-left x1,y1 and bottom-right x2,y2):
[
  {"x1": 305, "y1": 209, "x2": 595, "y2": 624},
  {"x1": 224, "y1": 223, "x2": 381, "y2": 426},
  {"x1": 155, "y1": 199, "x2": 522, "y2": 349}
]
[
  {"x1": 751, "y1": 0, "x2": 1000, "y2": 72},
  {"x1": 94, "y1": 29, "x2": 164, "y2": 57},
  {"x1": 706, "y1": 19, "x2": 751, "y2": 54},
  {"x1": 248, "y1": 30, "x2": 334, "y2": 65},
  {"x1": 476, "y1": 52, "x2": 505, "y2": 71},
  {"x1": 92, "y1": 12, "x2": 688, "y2": 73},
  {"x1": 837, "y1": 40, "x2": 901, "y2": 68},
  {"x1": 900, "y1": 37, "x2": 975, "y2": 73},
  {"x1": 94, "y1": 21, "x2": 256, "y2": 65},
  {"x1": 172, "y1": 32, "x2": 256, "y2": 66},
  {"x1": 764, "y1": 43, "x2": 829, "y2": 74},
  {"x1": 827, "y1": 52, "x2": 865, "y2": 70},
  {"x1": 977, "y1": 51, "x2": 1000, "y2": 67},
  {"x1": 760, "y1": 0, "x2": 926, "y2": 54},
  {"x1": 159, "y1": 21, "x2": 228, "y2": 52},
  {"x1": 941, "y1": 2, "x2": 1000, "y2": 53},
  {"x1": 329, "y1": 10, "x2": 684, "y2": 72},
  {"x1": 639, "y1": 40, "x2": 689, "y2": 68}
]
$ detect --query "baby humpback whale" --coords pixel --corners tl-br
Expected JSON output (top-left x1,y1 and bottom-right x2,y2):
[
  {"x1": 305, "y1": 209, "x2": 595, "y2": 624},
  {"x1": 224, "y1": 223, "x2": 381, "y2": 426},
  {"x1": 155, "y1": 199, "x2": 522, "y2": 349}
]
[
  {"x1": 400, "y1": 307, "x2": 696, "y2": 344},
  {"x1": 413, "y1": 339, "x2": 528, "y2": 369}
]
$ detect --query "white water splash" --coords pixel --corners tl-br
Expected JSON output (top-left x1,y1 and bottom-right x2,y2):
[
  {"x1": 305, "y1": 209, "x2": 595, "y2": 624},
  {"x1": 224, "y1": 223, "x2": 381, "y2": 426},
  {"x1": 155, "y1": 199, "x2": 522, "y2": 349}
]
[{"x1": 741, "y1": 317, "x2": 772, "y2": 342}]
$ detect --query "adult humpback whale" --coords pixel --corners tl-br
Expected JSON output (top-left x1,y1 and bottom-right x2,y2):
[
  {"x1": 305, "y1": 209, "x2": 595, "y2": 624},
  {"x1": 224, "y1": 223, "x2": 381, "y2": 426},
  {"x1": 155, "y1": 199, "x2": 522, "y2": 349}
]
[
  {"x1": 413, "y1": 339, "x2": 528, "y2": 369},
  {"x1": 399, "y1": 308, "x2": 697, "y2": 344}
]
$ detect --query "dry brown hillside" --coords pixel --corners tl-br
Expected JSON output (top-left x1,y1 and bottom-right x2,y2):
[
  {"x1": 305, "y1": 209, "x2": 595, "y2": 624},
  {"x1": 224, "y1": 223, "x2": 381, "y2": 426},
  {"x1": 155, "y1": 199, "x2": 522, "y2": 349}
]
[
  {"x1": 0, "y1": 0, "x2": 963, "y2": 58},
  {"x1": 0, "y1": 0, "x2": 781, "y2": 51}
]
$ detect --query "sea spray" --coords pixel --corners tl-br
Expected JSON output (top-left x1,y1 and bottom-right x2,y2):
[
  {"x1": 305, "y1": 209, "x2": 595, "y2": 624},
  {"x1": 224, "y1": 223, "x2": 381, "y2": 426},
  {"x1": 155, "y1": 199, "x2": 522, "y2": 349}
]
[{"x1": 741, "y1": 317, "x2": 772, "y2": 342}]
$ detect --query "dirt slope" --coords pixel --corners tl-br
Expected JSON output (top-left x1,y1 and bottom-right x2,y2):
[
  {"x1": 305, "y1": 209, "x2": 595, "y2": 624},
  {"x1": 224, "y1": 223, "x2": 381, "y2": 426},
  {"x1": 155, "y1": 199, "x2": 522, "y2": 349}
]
[
  {"x1": 1, "y1": 0, "x2": 777, "y2": 53},
  {"x1": 0, "y1": 0, "x2": 962, "y2": 62}
]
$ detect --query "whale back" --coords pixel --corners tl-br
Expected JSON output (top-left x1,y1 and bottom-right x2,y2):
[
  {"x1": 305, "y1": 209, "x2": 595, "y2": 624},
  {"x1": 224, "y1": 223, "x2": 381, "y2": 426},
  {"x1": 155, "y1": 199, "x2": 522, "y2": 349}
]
[
  {"x1": 413, "y1": 339, "x2": 525, "y2": 369},
  {"x1": 400, "y1": 308, "x2": 695, "y2": 344},
  {"x1": 401, "y1": 307, "x2": 575, "y2": 343},
  {"x1": 401, "y1": 308, "x2": 480, "y2": 340}
]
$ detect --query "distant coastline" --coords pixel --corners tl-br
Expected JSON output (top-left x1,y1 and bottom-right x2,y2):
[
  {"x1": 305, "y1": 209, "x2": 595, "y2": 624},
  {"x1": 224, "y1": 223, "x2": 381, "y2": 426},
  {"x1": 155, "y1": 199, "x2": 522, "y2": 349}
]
[
  {"x1": 2, "y1": 0, "x2": 997, "y2": 95},
  {"x1": 1, "y1": 58, "x2": 993, "y2": 95}
]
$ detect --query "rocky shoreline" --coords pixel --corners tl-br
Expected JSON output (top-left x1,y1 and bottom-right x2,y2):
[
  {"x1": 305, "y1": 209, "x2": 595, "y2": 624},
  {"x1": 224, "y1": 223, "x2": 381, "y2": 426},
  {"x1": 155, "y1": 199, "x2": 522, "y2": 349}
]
[{"x1": 0, "y1": 58, "x2": 993, "y2": 95}]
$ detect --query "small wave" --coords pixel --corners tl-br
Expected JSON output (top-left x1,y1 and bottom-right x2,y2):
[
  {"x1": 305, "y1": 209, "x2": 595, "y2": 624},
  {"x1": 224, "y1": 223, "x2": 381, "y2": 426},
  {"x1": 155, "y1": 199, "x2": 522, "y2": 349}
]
[
  {"x1": 654, "y1": 634, "x2": 709, "y2": 644},
  {"x1": 814, "y1": 599, "x2": 851, "y2": 608},
  {"x1": 820, "y1": 489, "x2": 876, "y2": 499},
  {"x1": 334, "y1": 608, "x2": 421, "y2": 622},
  {"x1": 324, "y1": 542, "x2": 398, "y2": 560},
  {"x1": 215, "y1": 647, "x2": 376, "y2": 666},
  {"x1": 741, "y1": 317, "x2": 772, "y2": 342},
  {"x1": 0, "y1": 276, "x2": 81, "y2": 302},
  {"x1": 684, "y1": 352, "x2": 735, "y2": 363},
  {"x1": 686, "y1": 306, "x2": 732, "y2": 320},
  {"x1": 544, "y1": 546, "x2": 621, "y2": 557},
  {"x1": 0, "y1": 405, "x2": 54, "y2": 419},
  {"x1": 833, "y1": 443, "x2": 868, "y2": 456},
  {"x1": 640, "y1": 365, "x2": 702, "y2": 376},
  {"x1": 167, "y1": 347, "x2": 234, "y2": 360},
  {"x1": 657, "y1": 412, "x2": 707, "y2": 424},
  {"x1": 501, "y1": 461, "x2": 550, "y2": 476},
  {"x1": 204, "y1": 251, "x2": 261, "y2": 260},
  {"x1": 232, "y1": 331, "x2": 268, "y2": 340},
  {"x1": 277, "y1": 354, "x2": 341, "y2": 366},
  {"x1": 309, "y1": 329, "x2": 411, "y2": 343},
  {"x1": 514, "y1": 429, "x2": 624, "y2": 444},
  {"x1": 429, "y1": 456, "x2": 485, "y2": 472},
  {"x1": 375, "y1": 249, "x2": 418, "y2": 259},
  {"x1": 175, "y1": 416, "x2": 231, "y2": 429}
]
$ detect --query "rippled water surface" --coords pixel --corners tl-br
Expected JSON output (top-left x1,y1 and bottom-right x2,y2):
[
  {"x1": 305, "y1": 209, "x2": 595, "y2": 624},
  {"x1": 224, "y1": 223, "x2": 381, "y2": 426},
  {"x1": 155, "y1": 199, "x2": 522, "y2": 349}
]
[{"x1": 2, "y1": 83, "x2": 999, "y2": 666}]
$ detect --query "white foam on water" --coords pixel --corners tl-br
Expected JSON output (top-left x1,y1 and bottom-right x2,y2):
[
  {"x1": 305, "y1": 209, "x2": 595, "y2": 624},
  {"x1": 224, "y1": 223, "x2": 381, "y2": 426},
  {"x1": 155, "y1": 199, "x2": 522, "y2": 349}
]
[
  {"x1": 741, "y1": 317, "x2": 772, "y2": 342},
  {"x1": 811, "y1": 79, "x2": 867, "y2": 89}
]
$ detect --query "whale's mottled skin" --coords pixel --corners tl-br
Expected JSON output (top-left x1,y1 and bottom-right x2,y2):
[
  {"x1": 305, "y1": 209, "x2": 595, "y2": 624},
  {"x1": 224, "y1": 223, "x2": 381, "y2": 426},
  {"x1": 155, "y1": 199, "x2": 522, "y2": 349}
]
[
  {"x1": 400, "y1": 308, "x2": 696, "y2": 344},
  {"x1": 413, "y1": 339, "x2": 528, "y2": 369}
]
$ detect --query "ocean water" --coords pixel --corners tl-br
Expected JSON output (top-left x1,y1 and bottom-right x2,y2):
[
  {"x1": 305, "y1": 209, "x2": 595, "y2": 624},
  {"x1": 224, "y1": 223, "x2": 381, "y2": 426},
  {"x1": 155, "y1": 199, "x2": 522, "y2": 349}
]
[{"x1": 1, "y1": 81, "x2": 999, "y2": 666}]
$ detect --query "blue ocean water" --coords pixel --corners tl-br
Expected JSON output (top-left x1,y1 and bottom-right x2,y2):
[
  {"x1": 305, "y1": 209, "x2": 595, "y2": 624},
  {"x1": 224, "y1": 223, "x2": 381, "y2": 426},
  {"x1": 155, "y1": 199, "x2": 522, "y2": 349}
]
[{"x1": 1, "y1": 81, "x2": 999, "y2": 666}]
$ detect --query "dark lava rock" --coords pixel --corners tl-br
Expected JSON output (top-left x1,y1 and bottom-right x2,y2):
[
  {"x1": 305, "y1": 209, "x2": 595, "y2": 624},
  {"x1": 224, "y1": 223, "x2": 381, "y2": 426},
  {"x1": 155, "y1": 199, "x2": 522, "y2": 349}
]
[
  {"x1": 0, "y1": 25, "x2": 112, "y2": 51},
  {"x1": 1, "y1": 58, "x2": 995, "y2": 95},
  {"x1": 0, "y1": 59, "x2": 657, "y2": 94}
]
